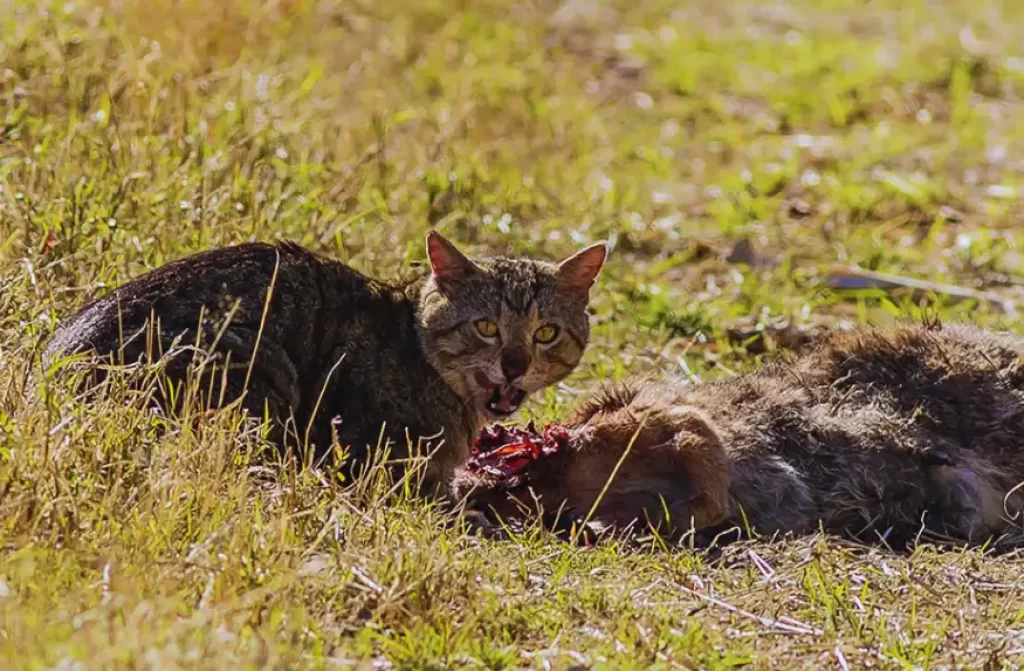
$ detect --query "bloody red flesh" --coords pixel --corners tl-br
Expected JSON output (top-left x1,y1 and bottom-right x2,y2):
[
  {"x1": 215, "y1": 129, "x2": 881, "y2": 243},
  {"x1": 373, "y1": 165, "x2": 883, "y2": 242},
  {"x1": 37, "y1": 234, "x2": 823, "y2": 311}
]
[{"x1": 464, "y1": 421, "x2": 569, "y2": 485}]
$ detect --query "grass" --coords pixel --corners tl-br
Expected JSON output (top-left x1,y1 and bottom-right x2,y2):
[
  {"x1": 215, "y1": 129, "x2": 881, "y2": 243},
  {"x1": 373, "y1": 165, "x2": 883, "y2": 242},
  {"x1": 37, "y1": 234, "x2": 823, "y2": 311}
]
[{"x1": 3, "y1": 0, "x2": 1024, "y2": 667}]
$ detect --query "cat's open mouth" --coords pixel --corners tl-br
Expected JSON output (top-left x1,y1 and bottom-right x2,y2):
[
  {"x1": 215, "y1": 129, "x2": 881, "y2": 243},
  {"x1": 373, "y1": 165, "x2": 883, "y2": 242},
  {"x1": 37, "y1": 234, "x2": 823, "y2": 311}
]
[
  {"x1": 485, "y1": 384, "x2": 527, "y2": 417},
  {"x1": 474, "y1": 372, "x2": 527, "y2": 417}
]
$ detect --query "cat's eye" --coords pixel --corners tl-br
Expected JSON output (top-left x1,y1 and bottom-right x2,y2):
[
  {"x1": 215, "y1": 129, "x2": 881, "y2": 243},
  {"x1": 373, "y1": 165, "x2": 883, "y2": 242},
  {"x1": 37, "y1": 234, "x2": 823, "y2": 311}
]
[
  {"x1": 474, "y1": 319, "x2": 499, "y2": 338},
  {"x1": 534, "y1": 324, "x2": 560, "y2": 344}
]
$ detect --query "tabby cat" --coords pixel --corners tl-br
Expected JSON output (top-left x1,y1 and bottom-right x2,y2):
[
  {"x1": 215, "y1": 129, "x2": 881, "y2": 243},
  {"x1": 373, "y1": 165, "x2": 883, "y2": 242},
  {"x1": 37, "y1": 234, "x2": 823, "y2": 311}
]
[
  {"x1": 454, "y1": 321, "x2": 1024, "y2": 548},
  {"x1": 44, "y1": 232, "x2": 606, "y2": 494}
]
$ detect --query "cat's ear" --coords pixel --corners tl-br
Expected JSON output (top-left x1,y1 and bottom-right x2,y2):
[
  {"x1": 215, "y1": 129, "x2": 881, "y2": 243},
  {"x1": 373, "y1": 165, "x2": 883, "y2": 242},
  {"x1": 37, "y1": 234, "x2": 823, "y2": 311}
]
[
  {"x1": 557, "y1": 242, "x2": 607, "y2": 293},
  {"x1": 426, "y1": 232, "x2": 479, "y2": 282}
]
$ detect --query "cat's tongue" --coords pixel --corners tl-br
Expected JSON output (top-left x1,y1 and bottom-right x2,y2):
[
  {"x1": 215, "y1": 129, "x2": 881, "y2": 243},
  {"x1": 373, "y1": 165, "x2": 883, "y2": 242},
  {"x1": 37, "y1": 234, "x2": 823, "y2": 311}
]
[{"x1": 487, "y1": 384, "x2": 527, "y2": 416}]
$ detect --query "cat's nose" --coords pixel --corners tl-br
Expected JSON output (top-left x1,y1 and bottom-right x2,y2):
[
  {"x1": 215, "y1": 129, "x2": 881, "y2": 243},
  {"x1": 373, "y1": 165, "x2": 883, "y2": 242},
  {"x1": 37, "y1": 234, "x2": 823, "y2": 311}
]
[{"x1": 501, "y1": 349, "x2": 530, "y2": 381}]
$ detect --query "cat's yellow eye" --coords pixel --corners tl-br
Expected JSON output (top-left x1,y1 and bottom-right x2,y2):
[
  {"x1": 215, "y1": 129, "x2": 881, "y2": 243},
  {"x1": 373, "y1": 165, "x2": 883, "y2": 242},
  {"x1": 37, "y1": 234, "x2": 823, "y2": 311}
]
[
  {"x1": 534, "y1": 324, "x2": 560, "y2": 344},
  {"x1": 474, "y1": 319, "x2": 499, "y2": 338}
]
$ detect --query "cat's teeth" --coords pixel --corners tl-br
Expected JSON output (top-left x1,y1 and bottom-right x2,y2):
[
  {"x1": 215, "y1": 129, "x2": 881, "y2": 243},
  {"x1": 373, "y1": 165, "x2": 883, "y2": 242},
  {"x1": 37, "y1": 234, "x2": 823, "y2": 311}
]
[{"x1": 486, "y1": 385, "x2": 527, "y2": 416}]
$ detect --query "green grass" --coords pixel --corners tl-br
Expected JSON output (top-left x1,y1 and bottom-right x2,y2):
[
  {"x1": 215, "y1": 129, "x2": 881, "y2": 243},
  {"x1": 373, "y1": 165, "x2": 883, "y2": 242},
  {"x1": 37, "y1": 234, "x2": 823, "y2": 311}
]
[{"x1": 3, "y1": 0, "x2": 1024, "y2": 667}]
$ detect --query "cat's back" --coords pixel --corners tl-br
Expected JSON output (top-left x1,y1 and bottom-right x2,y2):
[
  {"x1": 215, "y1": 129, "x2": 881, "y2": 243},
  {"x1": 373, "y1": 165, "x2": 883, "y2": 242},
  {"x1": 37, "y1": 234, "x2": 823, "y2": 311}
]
[{"x1": 43, "y1": 242, "x2": 369, "y2": 364}]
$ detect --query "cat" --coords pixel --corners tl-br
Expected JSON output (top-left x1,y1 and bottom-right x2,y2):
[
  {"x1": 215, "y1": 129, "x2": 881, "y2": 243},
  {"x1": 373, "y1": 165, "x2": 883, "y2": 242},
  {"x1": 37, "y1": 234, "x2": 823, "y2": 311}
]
[
  {"x1": 453, "y1": 321, "x2": 1024, "y2": 548},
  {"x1": 43, "y1": 232, "x2": 607, "y2": 495}
]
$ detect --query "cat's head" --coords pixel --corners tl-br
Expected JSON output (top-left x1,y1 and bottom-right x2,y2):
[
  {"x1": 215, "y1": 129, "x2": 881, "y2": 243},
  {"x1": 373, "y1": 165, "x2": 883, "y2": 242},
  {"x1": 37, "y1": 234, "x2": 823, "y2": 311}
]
[{"x1": 416, "y1": 232, "x2": 606, "y2": 422}]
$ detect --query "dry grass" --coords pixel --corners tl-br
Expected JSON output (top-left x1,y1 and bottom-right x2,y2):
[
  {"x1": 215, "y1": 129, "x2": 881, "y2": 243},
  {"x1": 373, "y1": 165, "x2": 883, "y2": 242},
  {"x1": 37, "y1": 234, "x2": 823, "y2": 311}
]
[{"x1": 4, "y1": 0, "x2": 1024, "y2": 667}]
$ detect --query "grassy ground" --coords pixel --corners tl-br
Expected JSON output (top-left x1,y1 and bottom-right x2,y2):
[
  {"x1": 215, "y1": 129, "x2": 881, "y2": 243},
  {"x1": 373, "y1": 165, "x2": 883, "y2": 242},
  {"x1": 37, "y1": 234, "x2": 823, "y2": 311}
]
[{"x1": 3, "y1": 0, "x2": 1024, "y2": 667}]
